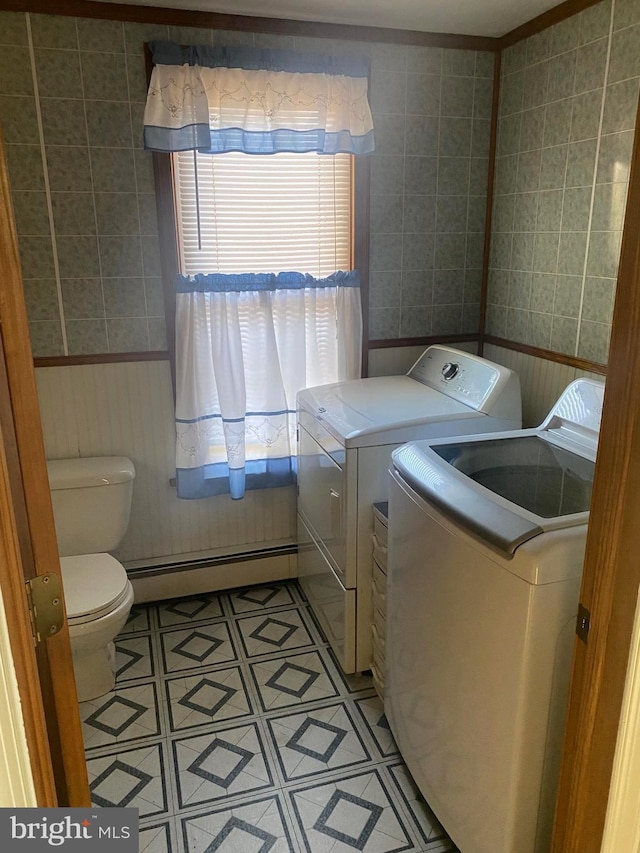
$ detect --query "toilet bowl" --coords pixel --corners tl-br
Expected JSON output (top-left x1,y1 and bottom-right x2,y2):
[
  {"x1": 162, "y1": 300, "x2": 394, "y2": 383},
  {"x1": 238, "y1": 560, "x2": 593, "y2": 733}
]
[
  {"x1": 61, "y1": 553, "x2": 135, "y2": 702},
  {"x1": 47, "y1": 456, "x2": 136, "y2": 702}
]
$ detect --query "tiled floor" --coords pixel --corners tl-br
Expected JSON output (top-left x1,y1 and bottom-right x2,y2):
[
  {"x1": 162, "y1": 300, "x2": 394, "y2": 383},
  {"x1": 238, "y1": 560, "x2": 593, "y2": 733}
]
[{"x1": 80, "y1": 580, "x2": 458, "y2": 852}]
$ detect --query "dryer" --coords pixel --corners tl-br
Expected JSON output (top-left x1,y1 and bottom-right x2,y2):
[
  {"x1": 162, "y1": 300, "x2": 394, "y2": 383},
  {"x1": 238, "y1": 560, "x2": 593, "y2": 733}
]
[
  {"x1": 386, "y1": 378, "x2": 604, "y2": 853},
  {"x1": 296, "y1": 345, "x2": 521, "y2": 673}
]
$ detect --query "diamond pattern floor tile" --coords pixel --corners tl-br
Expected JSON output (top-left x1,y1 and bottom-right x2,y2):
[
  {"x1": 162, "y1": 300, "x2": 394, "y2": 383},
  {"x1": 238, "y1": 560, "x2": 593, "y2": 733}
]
[
  {"x1": 289, "y1": 769, "x2": 416, "y2": 853},
  {"x1": 80, "y1": 682, "x2": 161, "y2": 750},
  {"x1": 172, "y1": 722, "x2": 274, "y2": 809},
  {"x1": 229, "y1": 584, "x2": 295, "y2": 615},
  {"x1": 237, "y1": 608, "x2": 315, "y2": 658},
  {"x1": 354, "y1": 694, "x2": 400, "y2": 758},
  {"x1": 160, "y1": 622, "x2": 237, "y2": 673},
  {"x1": 267, "y1": 701, "x2": 371, "y2": 782},
  {"x1": 250, "y1": 650, "x2": 340, "y2": 712},
  {"x1": 83, "y1": 580, "x2": 457, "y2": 851},
  {"x1": 157, "y1": 593, "x2": 225, "y2": 628},
  {"x1": 87, "y1": 742, "x2": 169, "y2": 818},
  {"x1": 165, "y1": 665, "x2": 253, "y2": 732},
  {"x1": 139, "y1": 820, "x2": 173, "y2": 853},
  {"x1": 115, "y1": 635, "x2": 155, "y2": 683},
  {"x1": 386, "y1": 763, "x2": 459, "y2": 852},
  {"x1": 180, "y1": 794, "x2": 296, "y2": 852},
  {"x1": 119, "y1": 604, "x2": 152, "y2": 635}
]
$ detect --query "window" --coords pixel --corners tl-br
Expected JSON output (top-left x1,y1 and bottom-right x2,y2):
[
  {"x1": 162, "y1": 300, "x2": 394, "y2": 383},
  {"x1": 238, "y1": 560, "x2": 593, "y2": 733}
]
[
  {"x1": 172, "y1": 150, "x2": 353, "y2": 277},
  {"x1": 168, "y1": 150, "x2": 363, "y2": 499},
  {"x1": 144, "y1": 42, "x2": 372, "y2": 498}
]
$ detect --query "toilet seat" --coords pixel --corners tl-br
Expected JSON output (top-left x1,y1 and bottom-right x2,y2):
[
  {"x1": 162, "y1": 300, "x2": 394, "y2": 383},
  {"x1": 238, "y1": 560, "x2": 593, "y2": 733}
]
[{"x1": 60, "y1": 553, "x2": 130, "y2": 625}]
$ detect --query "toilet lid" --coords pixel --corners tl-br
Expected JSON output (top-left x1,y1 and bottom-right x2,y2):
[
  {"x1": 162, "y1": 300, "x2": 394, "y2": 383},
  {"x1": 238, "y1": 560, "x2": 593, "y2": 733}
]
[{"x1": 60, "y1": 553, "x2": 129, "y2": 621}]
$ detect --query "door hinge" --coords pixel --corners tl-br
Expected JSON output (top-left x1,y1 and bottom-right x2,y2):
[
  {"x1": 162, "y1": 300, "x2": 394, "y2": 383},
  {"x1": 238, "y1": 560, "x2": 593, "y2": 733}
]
[
  {"x1": 25, "y1": 573, "x2": 65, "y2": 646},
  {"x1": 576, "y1": 602, "x2": 591, "y2": 644}
]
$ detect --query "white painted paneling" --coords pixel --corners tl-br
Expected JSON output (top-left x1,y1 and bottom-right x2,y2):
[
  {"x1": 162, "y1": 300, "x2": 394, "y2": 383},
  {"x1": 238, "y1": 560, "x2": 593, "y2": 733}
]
[
  {"x1": 483, "y1": 345, "x2": 605, "y2": 427},
  {"x1": 368, "y1": 341, "x2": 479, "y2": 377},
  {"x1": 35, "y1": 362, "x2": 296, "y2": 565}
]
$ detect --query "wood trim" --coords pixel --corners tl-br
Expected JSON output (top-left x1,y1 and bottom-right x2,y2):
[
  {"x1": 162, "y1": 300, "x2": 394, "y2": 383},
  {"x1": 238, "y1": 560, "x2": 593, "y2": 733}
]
[
  {"x1": 478, "y1": 51, "x2": 501, "y2": 356},
  {"x1": 483, "y1": 335, "x2": 607, "y2": 375},
  {"x1": 0, "y1": 129, "x2": 89, "y2": 807},
  {"x1": 0, "y1": 333, "x2": 56, "y2": 807},
  {"x1": 354, "y1": 155, "x2": 370, "y2": 378},
  {"x1": 368, "y1": 333, "x2": 480, "y2": 349},
  {"x1": 0, "y1": 0, "x2": 500, "y2": 49},
  {"x1": 499, "y1": 0, "x2": 603, "y2": 49},
  {"x1": 34, "y1": 350, "x2": 169, "y2": 368},
  {"x1": 551, "y1": 75, "x2": 640, "y2": 853}
]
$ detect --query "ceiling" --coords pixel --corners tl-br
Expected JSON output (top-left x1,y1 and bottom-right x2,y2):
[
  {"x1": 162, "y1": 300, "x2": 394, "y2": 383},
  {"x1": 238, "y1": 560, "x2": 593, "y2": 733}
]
[{"x1": 95, "y1": 0, "x2": 564, "y2": 38}]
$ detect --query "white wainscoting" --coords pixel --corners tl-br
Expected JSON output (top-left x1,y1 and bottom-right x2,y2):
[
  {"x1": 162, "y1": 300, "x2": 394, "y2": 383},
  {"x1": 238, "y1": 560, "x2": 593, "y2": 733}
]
[
  {"x1": 483, "y1": 345, "x2": 605, "y2": 428},
  {"x1": 367, "y1": 340, "x2": 478, "y2": 377},
  {"x1": 35, "y1": 362, "x2": 297, "y2": 573}
]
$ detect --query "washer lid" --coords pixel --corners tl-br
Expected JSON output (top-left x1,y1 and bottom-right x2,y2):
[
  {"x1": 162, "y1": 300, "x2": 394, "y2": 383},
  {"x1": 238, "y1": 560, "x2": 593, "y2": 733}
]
[
  {"x1": 392, "y1": 428, "x2": 595, "y2": 558},
  {"x1": 60, "y1": 553, "x2": 129, "y2": 619},
  {"x1": 298, "y1": 376, "x2": 475, "y2": 446}
]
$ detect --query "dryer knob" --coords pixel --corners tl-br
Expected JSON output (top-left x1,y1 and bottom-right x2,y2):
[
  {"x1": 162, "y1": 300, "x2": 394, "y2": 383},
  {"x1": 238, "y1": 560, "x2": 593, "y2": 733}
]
[{"x1": 442, "y1": 362, "x2": 459, "y2": 380}]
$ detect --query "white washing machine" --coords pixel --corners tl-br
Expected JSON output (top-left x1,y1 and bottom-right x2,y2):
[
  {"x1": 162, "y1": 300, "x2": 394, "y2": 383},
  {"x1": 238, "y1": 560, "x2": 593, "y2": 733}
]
[
  {"x1": 385, "y1": 378, "x2": 604, "y2": 853},
  {"x1": 296, "y1": 345, "x2": 522, "y2": 674}
]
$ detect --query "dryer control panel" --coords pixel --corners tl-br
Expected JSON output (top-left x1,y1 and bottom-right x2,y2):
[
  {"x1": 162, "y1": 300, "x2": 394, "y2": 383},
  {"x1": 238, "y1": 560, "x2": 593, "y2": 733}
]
[{"x1": 408, "y1": 345, "x2": 520, "y2": 415}]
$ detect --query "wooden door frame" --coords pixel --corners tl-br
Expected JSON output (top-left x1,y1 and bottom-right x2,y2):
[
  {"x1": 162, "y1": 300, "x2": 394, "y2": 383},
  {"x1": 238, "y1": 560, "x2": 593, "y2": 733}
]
[
  {"x1": 0, "y1": 353, "x2": 56, "y2": 806},
  {"x1": 0, "y1": 129, "x2": 89, "y2": 806},
  {"x1": 551, "y1": 91, "x2": 640, "y2": 849}
]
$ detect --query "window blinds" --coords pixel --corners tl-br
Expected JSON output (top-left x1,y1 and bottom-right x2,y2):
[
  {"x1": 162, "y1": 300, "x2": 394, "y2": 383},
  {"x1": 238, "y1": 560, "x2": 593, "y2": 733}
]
[{"x1": 172, "y1": 151, "x2": 352, "y2": 278}]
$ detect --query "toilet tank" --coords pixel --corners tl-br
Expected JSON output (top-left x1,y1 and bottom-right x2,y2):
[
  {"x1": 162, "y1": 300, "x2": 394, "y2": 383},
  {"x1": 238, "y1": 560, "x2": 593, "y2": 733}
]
[{"x1": 47, "y1": 456, "x2": 136, "y2": 557}]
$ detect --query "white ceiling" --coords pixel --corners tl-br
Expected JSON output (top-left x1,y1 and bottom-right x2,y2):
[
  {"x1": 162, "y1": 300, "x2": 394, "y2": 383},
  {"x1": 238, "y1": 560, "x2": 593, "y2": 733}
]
[{"x1": 95, "y1": 0, "x2": 563, "y2": 39}]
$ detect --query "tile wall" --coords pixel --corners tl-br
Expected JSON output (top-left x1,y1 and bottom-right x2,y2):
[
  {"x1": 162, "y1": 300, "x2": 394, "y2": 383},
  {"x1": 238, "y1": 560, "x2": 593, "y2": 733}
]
[
  {"x1": 0, "y1": 9, "x2": 493, "y2": 355},
  {"x1": 487, "y1": 0, "x2": 640, "y2": 364},
  {"x1": 367, "y1": 45, "x2": 493, "y2": 339},
  {"x1": 0, "y1": 12, "x2": 168, "y2": 356}
]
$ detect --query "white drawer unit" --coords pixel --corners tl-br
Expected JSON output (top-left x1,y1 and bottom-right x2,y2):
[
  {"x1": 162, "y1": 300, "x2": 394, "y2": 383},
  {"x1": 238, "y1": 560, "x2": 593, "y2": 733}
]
[{"x1": 297, "y1": 345, "x2": 522, "y2": 673}]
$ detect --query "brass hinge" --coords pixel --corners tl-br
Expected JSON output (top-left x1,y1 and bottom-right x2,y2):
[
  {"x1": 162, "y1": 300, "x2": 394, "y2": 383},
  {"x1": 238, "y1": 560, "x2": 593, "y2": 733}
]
[
  {"x1": 24, "y1": 574, "x2": 65, "y2": 646},
  {"x1": 576, "y1": 602, "x2": 591, "y2": 644}
]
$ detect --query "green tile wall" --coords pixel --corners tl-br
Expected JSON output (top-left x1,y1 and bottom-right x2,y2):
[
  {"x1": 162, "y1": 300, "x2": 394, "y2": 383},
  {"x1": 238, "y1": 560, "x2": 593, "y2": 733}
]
[
  {"x1": 488, "y1": 0, "x2": 639, "y2": 365},
  {"x1": 368, "y1": 45, "x2": 493, "y2": 339},
  {"x1": 0, "y1": 9, "x2": 493, "y2": 355},
  {"x1": 0, "y1": 11, "x2": 165, "y2": 356}
]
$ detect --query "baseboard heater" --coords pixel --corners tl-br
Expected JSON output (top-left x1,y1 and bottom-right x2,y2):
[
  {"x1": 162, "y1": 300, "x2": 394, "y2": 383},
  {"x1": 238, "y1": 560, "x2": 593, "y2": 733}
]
[{"x1": 125, "y1": 543, "x2": 297, "y2": 580}]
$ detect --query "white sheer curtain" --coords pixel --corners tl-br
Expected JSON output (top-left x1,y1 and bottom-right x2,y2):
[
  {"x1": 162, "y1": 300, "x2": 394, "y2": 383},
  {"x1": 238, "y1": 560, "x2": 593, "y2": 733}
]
[{"x1": 175, "y1": 276, "x2": 362, "y2": 499}]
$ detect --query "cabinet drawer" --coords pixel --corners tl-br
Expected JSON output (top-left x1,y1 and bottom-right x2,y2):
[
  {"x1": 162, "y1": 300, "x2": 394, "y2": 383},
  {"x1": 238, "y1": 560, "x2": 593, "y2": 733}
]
[
  {"x1": 373, "y1": 504, "x2": 388, "y2": 548},
  {"x1": 371, "y1": 662, "x2": 385, "y2": 699},
  {"x1": 372, "y1": 536, "x2": 388, "y2": 573},
  {"x1": 372, "y1": 623, "x2": 386, "y2": 668},
  {"x1": 372, "y1": 580, "x2": 386, "y2": 623},
  {"x1": 373, "y1": 607, "x2": 386, "y2": 640},
  {"x1": 372, "y1": 560, "x2": 387, "y2": 604}
]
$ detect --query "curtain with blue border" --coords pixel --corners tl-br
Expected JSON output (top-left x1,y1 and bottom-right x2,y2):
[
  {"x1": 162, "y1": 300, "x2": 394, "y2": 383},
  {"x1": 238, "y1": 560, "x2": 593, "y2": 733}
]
[
  {"x1": 175, "y1": 271, "x2": 362, "y2": 499},
  {"x1": 143, "y1": 40, "x2": 374, "y2": 155}
]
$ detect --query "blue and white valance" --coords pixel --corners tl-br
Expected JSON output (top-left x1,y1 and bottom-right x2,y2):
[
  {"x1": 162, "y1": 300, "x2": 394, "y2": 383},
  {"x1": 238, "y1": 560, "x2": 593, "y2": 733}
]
[
  {"x1": 175, "y1": 271, "x2": 362, "y2": 500},
  {"x1": 143, "y1": 40, "x2": 374, "y2": 155}
]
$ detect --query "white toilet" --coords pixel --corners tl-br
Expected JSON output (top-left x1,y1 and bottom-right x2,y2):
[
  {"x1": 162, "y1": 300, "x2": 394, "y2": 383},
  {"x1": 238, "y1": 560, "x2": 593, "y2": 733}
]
[{"x1": 47, "y1": 456, "x2": 136, "y2": 702}]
